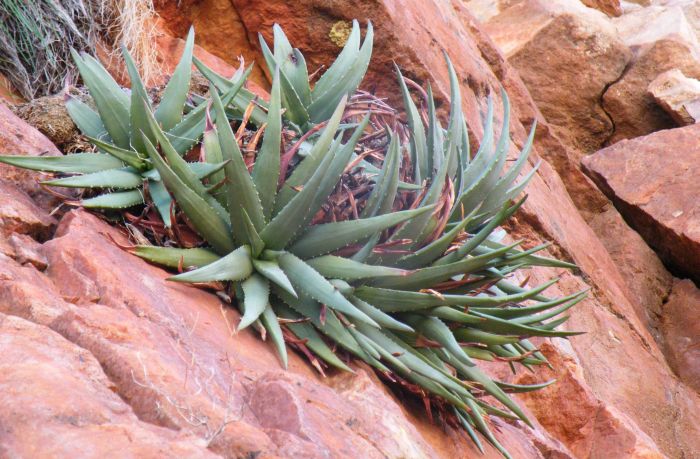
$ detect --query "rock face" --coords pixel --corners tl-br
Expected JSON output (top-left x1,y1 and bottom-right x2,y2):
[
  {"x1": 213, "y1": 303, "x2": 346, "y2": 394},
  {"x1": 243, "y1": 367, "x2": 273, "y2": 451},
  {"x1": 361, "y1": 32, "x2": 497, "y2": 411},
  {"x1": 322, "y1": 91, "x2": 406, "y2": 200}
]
[
  {"x1": 582, "y1": 124, "x2": 700, "y2": 283},
  {"x1": 648, "y1": 68, "x2": 700, "y2": 125},
  {"x1": 661, "y1": 279, "x2": 700, "y2": 393},
  {"x1": 477, "y1": 0, "x2": 631, "y2": 154},
  {"x1": 2, "y1": 1, "x2": 700, "y2": 458},
  {"x1": 604, "y1": 5, "x2": 700, "y2": 143}
]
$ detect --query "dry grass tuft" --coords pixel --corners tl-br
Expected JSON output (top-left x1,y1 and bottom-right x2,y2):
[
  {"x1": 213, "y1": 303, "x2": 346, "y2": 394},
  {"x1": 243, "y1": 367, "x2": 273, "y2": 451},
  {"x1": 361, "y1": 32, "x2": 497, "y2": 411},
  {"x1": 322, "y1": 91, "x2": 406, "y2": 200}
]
[{"x1": 0, "y1": 0, "x2": 160, "y2": 99}]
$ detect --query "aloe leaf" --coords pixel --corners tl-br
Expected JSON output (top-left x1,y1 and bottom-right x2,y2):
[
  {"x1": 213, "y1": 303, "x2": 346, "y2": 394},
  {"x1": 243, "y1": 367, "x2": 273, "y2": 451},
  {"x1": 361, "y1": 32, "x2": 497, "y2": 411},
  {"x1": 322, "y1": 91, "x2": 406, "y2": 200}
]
[
  {"x1": 122, "y1": 44, "x2": 153, "y2": 153},
  {"x1": 396, "y1": 65, "x2": 428, "y2": 182},
  {"x1": 478, "y1": 121, "x2": 536, "y2": 216},
  {"x1": 274, "y1": 301, "x2": 353, "y2": 372},
  {"x1": 65, "y1": 94, "x2": 108, "y2": 140},
  {"x1": 188, "y1": 161, "x2": 228, "y2": 180},
  {"x1": 354, "y1": 277, "x2": 559, "y2": 311},
  {"x1": 457, "y1": 104, "x2": 509, "y2": 215},
  {"x1": 308, "y1": 22, "x2": 373, "y2": 123},
  {"x1": 143, "y1": 136, "x2": 234, "y2": 254},
  {"x1": 241, "y1": 208, "x2": 265, "y2": 257},
  {"x1": 0, "y1": 153, "x2": 123, "y2": 174},
  {"x1": 361, "y1": 132, "x2": 400, "y2": 218},
  {"x1": 260, "y1": 304, "x2": 288, "y2": 368},
  {"x1": 453, "y1": 328, "x2": 520, "y2": 346},
  {"x1": 310, "y1": 21, "x2": 373, "y2": 123},
  {"x1": 211, "y1": 86, "x2": 266, "y2": 241},
  {"x1": 259, "y1": 36, "x2": 309, "y2": 128},
  {"x1": 471, "y1": 290, "x2": 586, "y2": 318},
  {"x1": 270, "y1": 24, "x2": 311, "y2": 106},
  {"x1": 133, "y1": 246, "x2": 220, "y2": 268},
  {"x1": 397, "y1": 209, "x2": 475, "y2": 269},
  {"x1": 169, "y1": 245, "x2": 252, "y2": 282},
  {"x1": 147, "y1": 178, "x2": 173, "y2": 227},
  {"x1": 274, "y1": 98, "x2": 350, "y2": 213},
  {"x1": 401, "y1": 314, "x2": 475, "y2": 367},
  {"x1": 426, "y1": 84, "x2": 444, "y2": 178},
  {"x1": 71, "y1": 50, "x2": 130, "y2": 149},
  {"x1": 290, "y1": 206, "x2": 433, "y2": 258},
  {"x1": 276, "y1": 252, "x2": 378, "y2": 327},
  {"x1": 239, "y1": 274, "x2": 270, "y2": 330},
  {"x1": 192, "y1": 57, "x2": 268, "y2": 126},
  {"x1": 373, "y1": 240, "x2": 522, "y2": 290},
  {"x1": 143, "y1": 106, "x2": 230, "y2": 221},
  {"x1": 252, "y1": 259, "x2": 296, "y2": 297},
  {"x1": 87, "y1": 136, "x2": 146, "y2": 171},
  {"x1": 349, "y1": 296, "x2": 414, "y2": 333},
  {"x1": 436, "y1": 198, "x2": 524, "y2": 266},
  {"x1": 43, "y1": 168, "x2": 142, "y2": 189},
  {"x1": 252, "y1": 67, "x2": 282, "y2": 219},
  {"x1": 305, "y1": 255, "x2": 407, "y2": 280},
  {"x1": 202, "y1": 113, "x2": 225, "y2": 190},
  {"x1": 81, "y1": 190, "x2": 143, "y2": 209},
  {"x1": 274, "y1": 288, "x2": 372, "y2": 362},
  {"x1": 155, "y1": 27, "x2": 194, "y2": 131},
  {"x1": 496, "y1": 380, "x2": 556, "y2": 394},
  {"x1": 260, "y1": 139, "x2": 336, "y2": 250}
]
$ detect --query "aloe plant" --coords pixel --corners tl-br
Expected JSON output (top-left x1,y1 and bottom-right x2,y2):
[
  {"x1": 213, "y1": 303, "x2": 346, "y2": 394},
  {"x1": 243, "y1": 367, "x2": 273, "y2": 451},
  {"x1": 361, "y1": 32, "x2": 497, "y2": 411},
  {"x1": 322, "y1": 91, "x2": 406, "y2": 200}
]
[
  {"x1": 0, "y1": 28, "x2": 246, "y2": 226},
  {"x1": 0, "y1": 20, "x2": 583, "y2": 456},
  {"x1": 134, "y1": 48, "x2": 584, "y2": 457},
  {"x1": 194, "y1": 20, "x2": 373, "y2": 131}
]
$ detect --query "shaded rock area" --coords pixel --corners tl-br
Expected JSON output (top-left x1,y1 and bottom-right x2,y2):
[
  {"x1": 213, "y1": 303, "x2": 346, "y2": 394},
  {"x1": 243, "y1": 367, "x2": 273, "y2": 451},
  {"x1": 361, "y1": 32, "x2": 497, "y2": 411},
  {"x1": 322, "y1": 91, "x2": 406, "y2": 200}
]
[
  {"x1": 661, "y1": 279, "x2": 700, "y2": 393},
  {"x1": 0, "y1": 0, "x2": 699, "y2": 458},
  {"x1": 648, "y1": 68, "x2": 700, "y2": 125}
]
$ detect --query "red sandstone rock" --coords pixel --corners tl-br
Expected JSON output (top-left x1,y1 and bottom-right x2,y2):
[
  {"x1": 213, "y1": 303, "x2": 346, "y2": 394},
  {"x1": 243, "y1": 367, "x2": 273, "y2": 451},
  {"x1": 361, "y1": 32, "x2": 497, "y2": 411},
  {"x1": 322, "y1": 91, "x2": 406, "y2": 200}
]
[
  {"x1": 582, "y1": 124, "x2": 700, "y2": 283},
  {"x1": 604, "y1": 6, "x2": 700, "y2": 143},
  {"x1": 477, "y1": 0, "x2": 631, "y2": 154},
  {"x1": 581, "y1": 0, "x2": 622, "y2": 16},
  {"x1": 0, "y1": 103, "x2": 61, "y2": 210},
  {"x1": 0, "y1": 312, "x2": 218, "y2": 458},
  {"x1": 661, "y1": 279, "x2": 700, "y2": 394},
  {"x1": 648, "y1": 68, "x2": 700, "y2": 125}
]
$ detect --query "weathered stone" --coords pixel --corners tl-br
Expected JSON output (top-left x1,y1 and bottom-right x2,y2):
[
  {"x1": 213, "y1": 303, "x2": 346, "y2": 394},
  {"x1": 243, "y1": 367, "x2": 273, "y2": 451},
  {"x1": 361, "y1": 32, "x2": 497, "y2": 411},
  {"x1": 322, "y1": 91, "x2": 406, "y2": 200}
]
[
  {"x1": 0, "y1": 181, "x2": 55, "y2": 240},
  {"x1": 660, "y1": 279, "x2": 700, "y2": 393},
  {"x1": 581, "y1": 0, "x2": 623, "y2": 16},
  {"x1": 604, "y1": 6, "x2": 700, "y2": 142},
  {"x1": 615, "y1": 5, "x2": 699, "y2": 49},
  {"x1": 153, "y1": 0, "x2": 268, "y2": 87},
  {"x1": 0, "y1": 313, "x2": 218, "y2": 458},
  {"x1": 479, "y1": 0, "x2": 631, "y2": 154},
  {"x1": 583, "y1": 124, "x2": 700, "y2": 282},
  {"x1": 0, "y1": 103, "x2": 61, "y2": 209},
  {"x1": 587, "y1": 205, "x2": 673, "y2": 334},
  {"x1": 8, "y1": 233, "x2": 48, "y2": 270},
  {"x1": 648, "y1": 68, "x2": 700, "y2": 125}
]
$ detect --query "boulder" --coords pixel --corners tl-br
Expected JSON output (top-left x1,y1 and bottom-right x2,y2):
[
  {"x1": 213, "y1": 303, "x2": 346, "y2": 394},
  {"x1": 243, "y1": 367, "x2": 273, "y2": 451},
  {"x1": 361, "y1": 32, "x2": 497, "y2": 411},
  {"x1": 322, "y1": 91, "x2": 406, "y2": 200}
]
[
  {"x1": 0, "y1": 103, "x2": 61, "y2": 210},
  {"x1": 661, "y1": 279, "x2": 700, "y2": 393},
  {"x1": 604, "y1": 6, "x2": 700, "y2": 142},
  {"x1": 648, "y1": 68, "x2": 700, "y2": 125},
  {"x1": 581, "y1": 0, "x2": 623, "y2": 16},
  {"x1": 0, "y1": 313, "x2": 218, "y2": 459},
  {"x1": 477, "y1": 0, "x2": 631, "y2": 154},
  {"x1": 582, "y1": 124, "x2": 700, "y2": 283},
  {"x1": 153, "y1": 0, "x2": 268, "y2": 87}
]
